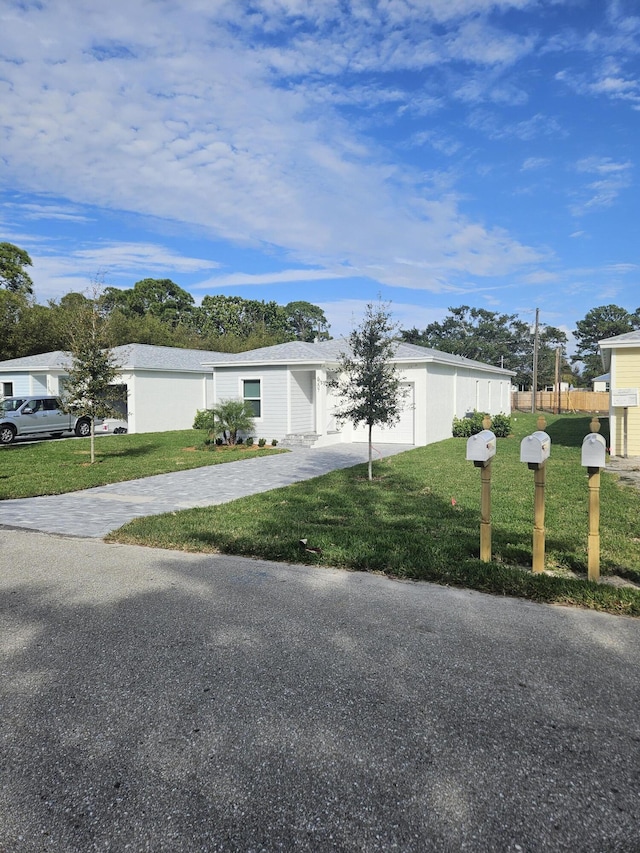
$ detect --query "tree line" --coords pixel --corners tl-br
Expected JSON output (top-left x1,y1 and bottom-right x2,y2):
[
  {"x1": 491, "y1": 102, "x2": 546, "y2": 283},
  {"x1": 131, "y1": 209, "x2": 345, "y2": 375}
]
[
  {"x1": 401, "y1": 304, "x2": 640, "y2": 388},
  {"x1": 2, "y1": 242, "x2": 638, "y2": 387},
  {"x1": 0, "y1": 243, "x2": 331, "y2": 361}
]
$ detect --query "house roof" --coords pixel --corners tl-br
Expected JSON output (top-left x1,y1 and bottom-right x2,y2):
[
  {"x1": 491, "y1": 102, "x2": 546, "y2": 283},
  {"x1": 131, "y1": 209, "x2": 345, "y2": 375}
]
[
  {"x1": 598, "y1": 330, "x2": 640, "y2": 372},
  {"x1": 0, "y1": 339, "x2": 515, "y2": 377},
  {"x1": 592, "y1": 373, "x2": 610, "y2": 383},
  {"x1": 598, "y1": 329, "x2": 640, "y2": 347},
  {"x1": 0, "y1": 344, "x2": 225, "y2": 374},
  {"x1": 202, "y1": 337, "x2": 515, "y2": 375}
]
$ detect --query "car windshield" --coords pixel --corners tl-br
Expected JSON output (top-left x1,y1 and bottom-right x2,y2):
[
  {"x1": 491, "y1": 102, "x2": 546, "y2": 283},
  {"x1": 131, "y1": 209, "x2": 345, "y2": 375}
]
[{"x1": 0, "y1": 398, "x2": 25, "y2": 413}]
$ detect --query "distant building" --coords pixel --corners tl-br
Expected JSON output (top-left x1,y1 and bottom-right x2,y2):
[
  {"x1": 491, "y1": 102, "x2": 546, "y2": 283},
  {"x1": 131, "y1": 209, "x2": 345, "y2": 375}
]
[{"x1": 592, "y1": 373, "x2": 610, "y2": 393}]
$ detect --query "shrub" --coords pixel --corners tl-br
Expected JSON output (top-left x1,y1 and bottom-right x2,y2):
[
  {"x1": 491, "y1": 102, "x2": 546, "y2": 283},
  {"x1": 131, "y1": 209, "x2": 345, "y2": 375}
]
[
  {"x1": 271, "y1": 438, "x2": 278, "y2": 446},
  {"x1": 193, "y1": 408, "x2": 218, "y2": 442},
  {"x1": 258, "y1": 438, "x2": 266, "y2": 447},
  {"x1": 452, "y1": 411, "x2": 488, "y2": 438},
  {"x1": 245, "y1": 436, "x2": 254, "y2": 446},
  {"x1": 236, "y1": 437, "x2": 244, "y2": 445},
  {"x1": 491, "y1": 413, "x2": 512, "y2": 438},
  {"x1": 452, "y1": 416, "x2": 472, "y2": 438}
]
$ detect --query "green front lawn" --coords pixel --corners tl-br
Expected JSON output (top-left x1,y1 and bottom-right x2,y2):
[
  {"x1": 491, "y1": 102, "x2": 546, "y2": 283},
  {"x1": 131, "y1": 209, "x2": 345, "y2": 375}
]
[
  {"x1": 108, "y1": 413, "x2": 640, "y2": 616},
  {"x1": 0, "y1": 431, "x2": 284, "y2": 499}
]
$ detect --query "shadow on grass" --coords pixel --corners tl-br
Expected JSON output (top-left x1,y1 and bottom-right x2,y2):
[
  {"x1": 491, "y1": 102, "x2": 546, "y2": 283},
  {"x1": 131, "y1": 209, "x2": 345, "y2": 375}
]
[{"x1": 546, "y1": 416, "x2": 610, "y2": 448}]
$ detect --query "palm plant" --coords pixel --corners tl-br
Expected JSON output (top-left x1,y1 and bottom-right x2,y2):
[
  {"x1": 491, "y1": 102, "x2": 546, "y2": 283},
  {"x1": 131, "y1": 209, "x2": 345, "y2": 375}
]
[{"x1": 212, "y1": 398, "x2": 255, "y2": 445}]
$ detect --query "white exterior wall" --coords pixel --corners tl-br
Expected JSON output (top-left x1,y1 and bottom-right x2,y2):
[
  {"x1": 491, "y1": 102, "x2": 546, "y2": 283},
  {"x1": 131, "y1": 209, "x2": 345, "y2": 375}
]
[
  {"x1": 290, "y1": 370, "x2": 315, "y2": 433},
  {"x1": 0, "y1": 370, "x2": 66, "y2": 397},
  {"x1": 125, "y1": 370, "x2": 213, "y2": 434},
  {"x1": 423, "y1": 364, "x2": 512, "y2": 445},
  {"x1": 424, "y1": 364, "x2": 458, "y2": 444},
  {"x1": 213, "y1": 365, "x2": 289, "y2": 440}
]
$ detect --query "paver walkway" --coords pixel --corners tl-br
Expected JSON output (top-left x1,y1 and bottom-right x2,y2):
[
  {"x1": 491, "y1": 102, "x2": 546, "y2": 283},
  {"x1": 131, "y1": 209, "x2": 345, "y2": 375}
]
[{"x1": 0, "y1": 443, "x2": 411, "y2": 538}]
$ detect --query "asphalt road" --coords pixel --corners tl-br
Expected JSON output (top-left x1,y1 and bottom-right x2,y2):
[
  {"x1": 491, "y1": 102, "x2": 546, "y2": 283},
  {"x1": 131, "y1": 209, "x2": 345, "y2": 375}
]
[{"x1": 1, "y1": 528, "x2": 639, "y2": 852}]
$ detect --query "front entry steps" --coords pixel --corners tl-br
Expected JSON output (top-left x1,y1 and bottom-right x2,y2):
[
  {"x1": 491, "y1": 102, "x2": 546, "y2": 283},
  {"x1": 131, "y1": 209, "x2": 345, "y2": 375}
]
[{"x1": 279, "y1": 433, "x2": 321, "y2": 448}]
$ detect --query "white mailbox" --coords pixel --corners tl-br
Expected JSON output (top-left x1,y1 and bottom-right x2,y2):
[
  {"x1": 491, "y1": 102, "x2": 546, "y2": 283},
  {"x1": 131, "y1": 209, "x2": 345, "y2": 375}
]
[
  {"x1": 520, "y1": 430, "x2": 551, "y2": 469},
  {"x1": 466, "y1": 429, "x2": 497, "y2": 467},
  {"x1": 581, "y1": 433, "x2": 606, "y2": 468}
]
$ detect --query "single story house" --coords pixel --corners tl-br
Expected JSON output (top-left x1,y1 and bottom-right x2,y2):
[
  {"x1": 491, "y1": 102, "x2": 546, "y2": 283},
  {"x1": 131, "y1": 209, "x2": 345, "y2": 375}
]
[
  {"x1": 0, "y1": 339, "x2": 514, "y2": 447},
  {"x1": 0, "y1": 344, "x2": 220, "y2": 434},
  {"x1": 202, "y1": 338, "x2": 514, "y2": 447},
  {"x1": 599, "y1": 330, "x2": 640, "y2": 457}
]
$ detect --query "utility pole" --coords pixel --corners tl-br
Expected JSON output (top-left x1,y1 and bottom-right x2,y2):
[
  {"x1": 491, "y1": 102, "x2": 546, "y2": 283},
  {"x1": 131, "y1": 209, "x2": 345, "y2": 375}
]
[
  {"x1": 531, "y1": 307, "x2": 540, "y2": 413},
  {"x1": 555, "y1": 346, "x2": 561, "y2": 414}
]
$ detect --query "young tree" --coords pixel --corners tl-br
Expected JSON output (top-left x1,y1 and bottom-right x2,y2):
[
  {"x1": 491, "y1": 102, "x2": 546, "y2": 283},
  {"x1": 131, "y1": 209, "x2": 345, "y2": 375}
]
[
  {"x1": 61, "y1": 289, "x2": 124, "y2": 463},
  {"x1": 0, "y1": 242, "x2": 34, "y2": 295},
  {"x1": 328, "y1": 301, "x2": 407, "y2": 481}
]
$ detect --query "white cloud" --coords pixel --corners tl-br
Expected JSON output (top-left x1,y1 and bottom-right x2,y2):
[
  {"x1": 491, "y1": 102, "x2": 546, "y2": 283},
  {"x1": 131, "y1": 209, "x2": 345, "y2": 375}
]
[
  {"x1": 320, "y1": 297, "x2": 449, "y2": 338},
  {"x1": 194, "y1": 268, "x2": 350, "y2": 289},
  {"x1": 570, "y1": 156, "x2": 633, "y2": 215},
  {"x1": 521, "y1": 157, "x2": 551, "y2": 171},
  {"x1": 7, "y1": 0, "x2": 625, "y2": 306}
]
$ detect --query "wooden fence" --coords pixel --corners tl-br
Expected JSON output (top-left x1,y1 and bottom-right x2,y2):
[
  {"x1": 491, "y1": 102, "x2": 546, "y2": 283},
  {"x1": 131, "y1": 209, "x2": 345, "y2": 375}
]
[{"x1": 511, "y1": 390, "x2": 609, "y2": 414}]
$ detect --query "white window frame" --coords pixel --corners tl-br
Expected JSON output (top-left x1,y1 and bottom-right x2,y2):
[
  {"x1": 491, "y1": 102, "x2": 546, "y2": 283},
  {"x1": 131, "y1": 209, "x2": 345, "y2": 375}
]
[{"x1": 241, "y1": 377, "x2": 263, "y2": 421}]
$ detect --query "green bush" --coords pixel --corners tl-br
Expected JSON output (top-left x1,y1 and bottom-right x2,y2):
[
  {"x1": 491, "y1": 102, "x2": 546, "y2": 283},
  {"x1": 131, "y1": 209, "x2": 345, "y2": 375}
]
[
  {"x1": 452, "y1": 411, "x2": 487, "y2": 437},
  {"x1": 491, "y1": 413, "x2": 512, "y2": 438},
  {"x1": 452, "y1": 416, "x2": 472, "y2": 437},
  {"x1": 258, "y1": 438, "x2": 266, "y2": 447},
  {"x1": 271, "y1": 438, "x2": 278, "y2": 446},
  {"x1": 453, "y1": 411, "x2": 512, "y2": 438},
  {"x1": 193, "y1": 409, "x2": 216, "y2": 433},
  {"x1": 245, "y1": 436, "x2": 254, "y2": 446}
]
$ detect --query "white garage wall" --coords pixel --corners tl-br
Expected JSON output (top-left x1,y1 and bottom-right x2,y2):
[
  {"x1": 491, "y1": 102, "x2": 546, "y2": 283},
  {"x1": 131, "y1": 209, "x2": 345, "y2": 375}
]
[
  {"x1": 125, "y1": 370, "x2": 213, "y2": 434},
  {"x1": 425, "y1": 364, "x2": 458, "y2": 444}
]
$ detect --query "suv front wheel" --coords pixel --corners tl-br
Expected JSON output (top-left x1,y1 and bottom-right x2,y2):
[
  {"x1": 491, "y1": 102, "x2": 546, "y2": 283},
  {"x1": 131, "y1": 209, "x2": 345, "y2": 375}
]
[
  {"x1": 75, "y1": 419, "x2": 91, "y2": 438},
  {"x1": 0, "y1": 424, "x2": 16, "y2": 444}
]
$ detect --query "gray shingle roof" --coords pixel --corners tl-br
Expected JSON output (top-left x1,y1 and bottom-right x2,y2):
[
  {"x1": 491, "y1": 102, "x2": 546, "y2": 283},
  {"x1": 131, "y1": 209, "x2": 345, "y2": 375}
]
[
  {"x1": 0, "y1": 344, "x2": 225, "y2": 373},
  {"x1": 203, "y1": 337, "x2": 514, "y2": 375},
  {"x1": 599, "y1": 330, "x2": 640, "y2": 346},
  {"x1": 0, "y1": 340, "x2": 514, "y2": 376}
]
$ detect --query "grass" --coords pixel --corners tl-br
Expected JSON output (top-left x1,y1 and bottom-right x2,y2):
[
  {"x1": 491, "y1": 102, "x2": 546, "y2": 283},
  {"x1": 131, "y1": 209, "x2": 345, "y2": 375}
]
[
  {"x1": 0, "y1": 431, "x2": 284, "y2": 499},
  {"x1": 107, "y1": 413, "x2": 640, "y2": 617}
]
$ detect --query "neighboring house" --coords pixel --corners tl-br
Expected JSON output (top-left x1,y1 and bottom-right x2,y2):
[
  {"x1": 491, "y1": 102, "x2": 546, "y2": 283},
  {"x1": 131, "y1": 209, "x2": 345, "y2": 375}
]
[
  {"x1": 0, "y1": 344, "x2": 221, "y2": 434},
  {"x1": 0, "y1": 338, "x2": 514, "y2": 447},
  {"x1": 202, "y1": 338, "x2": 514, "y2": 447},
  {"x1": 599, "y1": 331, "x2": 640, "y2": 457},
  {"x1": 592, "y1": 373, "x2": 610, "y2": 392}
]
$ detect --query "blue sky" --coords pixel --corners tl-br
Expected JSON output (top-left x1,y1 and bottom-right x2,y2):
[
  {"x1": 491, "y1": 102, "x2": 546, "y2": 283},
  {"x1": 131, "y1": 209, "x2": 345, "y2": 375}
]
[{"x1": 1, "y1": 0, "x2": 639, "y2": 344}]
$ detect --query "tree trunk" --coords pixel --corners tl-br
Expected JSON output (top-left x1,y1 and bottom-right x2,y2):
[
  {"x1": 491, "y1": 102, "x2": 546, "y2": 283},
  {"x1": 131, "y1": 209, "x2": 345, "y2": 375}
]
[{"x1": 368, "y1": 423, "x2": 373, "y2": 481}]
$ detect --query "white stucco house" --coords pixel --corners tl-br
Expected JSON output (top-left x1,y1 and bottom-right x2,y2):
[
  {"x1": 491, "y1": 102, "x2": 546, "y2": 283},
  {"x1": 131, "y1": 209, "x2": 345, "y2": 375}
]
[
  {"x1": 202, "y1": 338, "x2": 514, "y2": 447},
  {"x1": 0, "y1": 339, "x2": 514, "y2": 447},
  {"x1": 0, "y1": 344, "x2": 219, "y2": 434}
]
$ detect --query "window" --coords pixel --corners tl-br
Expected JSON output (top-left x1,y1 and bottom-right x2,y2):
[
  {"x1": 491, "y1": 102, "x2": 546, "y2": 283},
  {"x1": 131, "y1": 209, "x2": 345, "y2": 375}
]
[{"x1": 243, "y1": 379, "x2": 261, "y2": 417}]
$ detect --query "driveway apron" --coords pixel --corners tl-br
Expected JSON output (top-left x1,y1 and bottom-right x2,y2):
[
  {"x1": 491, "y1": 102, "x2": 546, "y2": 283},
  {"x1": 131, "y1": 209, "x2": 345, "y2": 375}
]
[{"x1": 0, "y1": 443, "x2": 412, "y2": 538}]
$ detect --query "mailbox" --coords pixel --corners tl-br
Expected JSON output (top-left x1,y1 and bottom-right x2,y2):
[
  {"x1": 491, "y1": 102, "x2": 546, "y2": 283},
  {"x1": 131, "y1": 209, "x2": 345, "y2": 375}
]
[
  {"x1": 466, "y1": 429, "x2": 497, "y2": 467},
  {"x1": 520, "y1": 430, "x2": 551, "y2": 469},
  {"x1": 581, "y1": 433, "x2": 606, "y2": 468}
]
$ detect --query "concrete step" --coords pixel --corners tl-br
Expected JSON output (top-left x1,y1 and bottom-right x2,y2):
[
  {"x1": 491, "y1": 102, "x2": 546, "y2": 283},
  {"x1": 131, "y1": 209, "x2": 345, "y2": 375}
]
[{"x1": 279, "y1": 433, "x2": 321, "y2": 448}]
